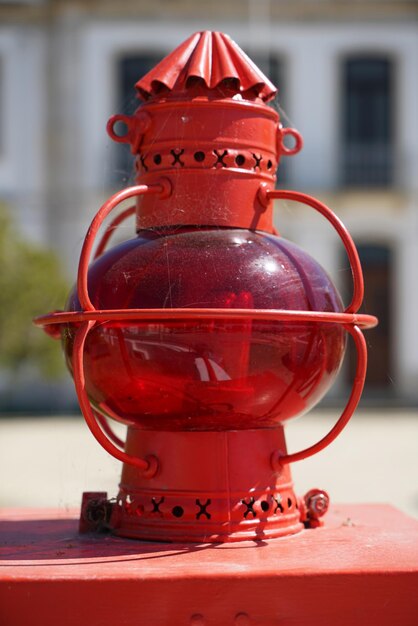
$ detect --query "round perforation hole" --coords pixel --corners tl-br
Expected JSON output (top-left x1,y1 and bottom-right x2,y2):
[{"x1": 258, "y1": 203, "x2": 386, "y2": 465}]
[
  {"x1": 260, "y1": 500, "x2": 270, "y2": 512},
  {"x1": 153, "y1": 154, "x2": 162, "y2": 165},
  {"x1": 194, "y1": 151, "x2": 205, "y2": 162},
  {"x1": 235, "y1": 154, "x2": 245, "y2": 166},
  {"x1": 172, "y1": 506, "x2": 184, "y2": 518}
]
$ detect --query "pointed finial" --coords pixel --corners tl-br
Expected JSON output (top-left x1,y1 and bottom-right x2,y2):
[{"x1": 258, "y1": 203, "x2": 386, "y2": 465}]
[{"x1": 136, "y1": 31, "x2": 277, "y2": 102}]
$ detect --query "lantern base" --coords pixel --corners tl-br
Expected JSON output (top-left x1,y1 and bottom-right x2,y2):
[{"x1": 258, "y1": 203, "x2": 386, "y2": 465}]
[
  {"x1": 111, "y1": 427, "x2": 303, "y2": 542},
  {"x1": 1, "y1": 504, "x2": 417, "y2": 626}
]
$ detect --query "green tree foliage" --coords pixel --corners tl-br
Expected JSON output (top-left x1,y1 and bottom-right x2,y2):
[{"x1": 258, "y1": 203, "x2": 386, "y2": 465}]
[{"x1": 0, "y1": 205, "x2": 69, "y2": 377}]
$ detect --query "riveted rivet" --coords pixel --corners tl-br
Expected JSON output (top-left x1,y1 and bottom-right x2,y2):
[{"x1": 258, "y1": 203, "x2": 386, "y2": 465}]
[
  {"x1": 257, "y1": 182, "x2": 271, "y2": 209},
  {"x1": 304, "y1": 488, "x2": 330, "y2": 518},
  {"x1": 190, "y1": 614, "x2": 205, "y2": 626},
  {"x1": 234, "y1": 613, "x2": 251, "y2": 626}
]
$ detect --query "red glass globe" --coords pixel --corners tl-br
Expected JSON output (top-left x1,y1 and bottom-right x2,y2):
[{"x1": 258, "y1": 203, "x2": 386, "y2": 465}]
[{"x1": 63, "y1": 227, "x2": 346, "y2": 430}]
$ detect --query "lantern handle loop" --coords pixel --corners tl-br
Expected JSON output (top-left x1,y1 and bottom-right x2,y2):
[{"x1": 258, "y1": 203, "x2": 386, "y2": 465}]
[
  {"x1": 77, "y1": 182, "x2": 170, "y2": 312},
  {"x1": 94, "y1": 205, "x2": 136, "y2": 260},
  {"x1": 106, "y1": 115, "x2": 134, "y2": 144},
  {"x1": 94, "y1": 409, "x2": 125, "y2": 449},
  {"x1": 277, "y1": 126, "x2": 303, "y2": 157},
  {"x1": 266, "y1": 190, "x2": 364, "y2": 314},
  {"x1": 271, "y1": 324, "x2": 367, "y2": 467},
  {"x1": 72, "y1": 321, "x2": 159, "y2": 476},
  {"x1": 107, "y1": 111, "x2": 151, "y2": 153}
]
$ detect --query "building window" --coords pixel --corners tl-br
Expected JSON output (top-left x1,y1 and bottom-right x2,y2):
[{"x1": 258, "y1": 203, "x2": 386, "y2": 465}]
[
  {"x1": 252, "y1": 54, "x2": 283, "y2": 95},
  {"x1": 248, "y1": 53, "x2": 284, "y2": 109},
  {"x1": 342, "y1": 57, "x2": 393, "y2": 187},
  {"x1": 345, "y1": 243, "x2": 393, "y2": 393},
  {"x1": 250, "y1": 54, "x2": 287, "y2": 182},
  {"x1": 114, "y1": 53, "x2": 164, "y2": 185},
  {"x1": 0, "y1": 57, "x2": 3, "y2": 157}
]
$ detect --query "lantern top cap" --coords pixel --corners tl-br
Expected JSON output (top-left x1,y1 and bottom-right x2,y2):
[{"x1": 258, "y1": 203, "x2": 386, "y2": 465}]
[{"x1": 135, "y1": 31, "x2": 277, "y2": 103}]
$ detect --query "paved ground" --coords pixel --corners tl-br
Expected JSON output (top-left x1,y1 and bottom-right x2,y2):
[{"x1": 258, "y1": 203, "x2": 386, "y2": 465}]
[{"x1": 1, "y1": 408, "x2": 417, "y2": 519}]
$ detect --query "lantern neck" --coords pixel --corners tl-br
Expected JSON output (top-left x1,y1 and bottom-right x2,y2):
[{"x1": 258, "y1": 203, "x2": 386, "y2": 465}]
[{"x1": 112, "y1": 427, "x2": 303, "y2": 543}]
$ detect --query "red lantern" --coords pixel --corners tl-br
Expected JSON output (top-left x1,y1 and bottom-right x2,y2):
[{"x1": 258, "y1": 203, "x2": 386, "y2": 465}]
[{"x1": 36, "y1": 31, "x2": 377, "y2": 543}]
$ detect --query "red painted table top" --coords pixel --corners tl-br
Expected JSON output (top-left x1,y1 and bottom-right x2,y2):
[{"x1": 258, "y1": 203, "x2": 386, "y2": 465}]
[{"x1": 1, "y1": 504, "x2": 417, "y2": 626}]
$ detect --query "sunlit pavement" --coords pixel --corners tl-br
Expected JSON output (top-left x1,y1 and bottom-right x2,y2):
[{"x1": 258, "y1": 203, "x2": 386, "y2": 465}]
[{"x1": 1, "y1": 408, "x2": 417, "y2": 519}]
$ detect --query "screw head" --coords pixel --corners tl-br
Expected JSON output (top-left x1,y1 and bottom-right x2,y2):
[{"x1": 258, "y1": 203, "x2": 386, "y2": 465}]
[{"x1": 304, "y1": 489, "x2": 330, "y2": 518}]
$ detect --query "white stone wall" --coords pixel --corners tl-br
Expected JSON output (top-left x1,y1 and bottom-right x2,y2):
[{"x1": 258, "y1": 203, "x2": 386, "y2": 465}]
[{"x1": 0, "y1": 25, "x2": 47, "y2": 244}]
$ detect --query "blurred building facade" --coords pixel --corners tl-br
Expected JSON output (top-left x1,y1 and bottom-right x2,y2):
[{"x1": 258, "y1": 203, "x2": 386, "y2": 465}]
[{"x1": 0, "y1": 0, "x2": 417, "y2": 406}]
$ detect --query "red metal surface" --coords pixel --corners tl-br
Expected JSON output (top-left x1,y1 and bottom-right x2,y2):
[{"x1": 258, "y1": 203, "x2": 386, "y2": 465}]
[
  {"x1": 36, "y1": 308, "x2": 376, "y2": 328},
  {"x1": 1, "y1": 505, "x2": 417, "y2": 626},
  {"x1": 34, "y1": 31, "x2": 378, "y2": 542},
  {"x1": 111, "y1": 99, "x2": 283, "y2": 233},
  {"x1": 112, "y1": 428, "x2": 303, "y2": 542}
]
